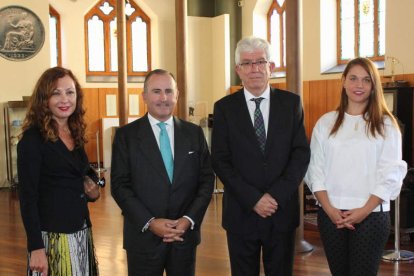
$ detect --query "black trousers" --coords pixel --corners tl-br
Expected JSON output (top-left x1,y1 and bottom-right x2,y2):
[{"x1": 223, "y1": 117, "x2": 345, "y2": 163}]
[
  {"x1": 126, "y1": 243, "x2": 196, "y2": 276},
  {"x1": 317, "y1": 208, "x2": 390, "y2": 276},
  {"x1": 226, "y1": 220, "x2": 296, "y2": 276}
]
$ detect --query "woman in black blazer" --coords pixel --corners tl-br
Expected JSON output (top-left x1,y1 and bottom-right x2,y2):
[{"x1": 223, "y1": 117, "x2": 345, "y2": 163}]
[{"x1": 18, "y1": 67, "x2": 100, "y2": 276}]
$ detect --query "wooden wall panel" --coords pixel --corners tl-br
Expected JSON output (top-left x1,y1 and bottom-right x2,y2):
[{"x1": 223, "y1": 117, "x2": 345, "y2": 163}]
[
  {"x1": 326, "y1": 79, "x2": 342, "y2": 112},
  {"x1": 127, "y1": 88, "x2": 146, "y2": 117},
  {"x1": 99, "y1": 88, "x2": 119, "y2": 118},
  {"x1": 308, "y1": 80, "x2": 327, "y2": 137},
  {"x1": 230, "y1": 85, "x2": 243, "y2": 94},
  {"x1": 302, "y1": 81, "x2": 310, "y2": 140},
  {"x1": 277, "y1": 82, "x2": 287, "y2": 90},
  {"x1": 83, "y1": 88, "x2": 100, "y2": 163}
]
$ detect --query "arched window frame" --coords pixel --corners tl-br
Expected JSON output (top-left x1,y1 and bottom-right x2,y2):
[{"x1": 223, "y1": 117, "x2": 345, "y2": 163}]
[
  {"x1": 49, "y1": 5, "x2": 61, "y2": 67},
  {"x1": 337, "y1": 0, "x2": 385, "y2": 65},
  {"x1": 267, "y1": 0, "x2": 286, "y2": 73},
  {"x1": 84, "y1": 0, "x2": 151, "y2": 77}
]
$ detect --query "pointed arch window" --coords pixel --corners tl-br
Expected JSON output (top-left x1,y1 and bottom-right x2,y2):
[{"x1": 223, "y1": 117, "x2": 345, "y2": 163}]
[
  {"x1": 49, "y1": 5, "x2": 61, "y2": 67},
  {"x1": 337, "y1": 0, "x2": 385, "y2": 64},
  {"x1": 267, "y1": 0, "x2": 286, "y2": 73},
  {"x1": 85, "y1": 0, "x2": 151, "y2": 77}
]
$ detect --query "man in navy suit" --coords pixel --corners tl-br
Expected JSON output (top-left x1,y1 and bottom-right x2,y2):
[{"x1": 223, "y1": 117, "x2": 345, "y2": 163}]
[
  {"x1": 111, "y1": 69, "x2": 214, "y2": 276},
  {"x1": 211, "y1": 37, "x2": 310, "y2": 276}
]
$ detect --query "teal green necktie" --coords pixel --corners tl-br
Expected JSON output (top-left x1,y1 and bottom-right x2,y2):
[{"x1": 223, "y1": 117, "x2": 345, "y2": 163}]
[{"x1": 157, "y1": 122, "x2": 174, "y2": 183}]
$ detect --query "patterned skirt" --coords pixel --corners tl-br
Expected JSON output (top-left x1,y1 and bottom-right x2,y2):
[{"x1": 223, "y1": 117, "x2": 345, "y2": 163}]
[{"x1": 28, "y1": 226, "x2": 99, "y2": 276}]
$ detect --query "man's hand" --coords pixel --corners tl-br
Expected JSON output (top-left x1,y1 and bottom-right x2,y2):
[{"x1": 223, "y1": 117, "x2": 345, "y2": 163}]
[
  {"x1": 30, "y1": 248, "x2": 48, "y2": 276},
  {"x1": 162, "y1": 217, "x2": 191, "y2": 242},
  {"x1": 149, "y1": 218, "x2": 185, "y2": 243},
  {"x1": 253, "y1": 193, "x2": 278, "y2": 218}
]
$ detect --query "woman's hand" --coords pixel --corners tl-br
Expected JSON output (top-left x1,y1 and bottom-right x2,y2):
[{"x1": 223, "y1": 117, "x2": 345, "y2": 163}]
[
  {"x1": 337, "y1": 195, "x2": 383, "y2": 229},
  {"x1": 338, "y1": 207, "x2": 370, "y2": 226},
  {"x1": 30, "y1": 248, "x2": 48, "y2": 275},
  {"x1": 84, "y1": 176, "x2": 100, "y2": 201}
]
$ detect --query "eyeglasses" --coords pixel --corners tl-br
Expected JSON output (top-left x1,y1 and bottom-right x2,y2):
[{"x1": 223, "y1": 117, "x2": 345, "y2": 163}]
[{"x1": 238, "y1": 60, "x2": 269, "y2": 71}]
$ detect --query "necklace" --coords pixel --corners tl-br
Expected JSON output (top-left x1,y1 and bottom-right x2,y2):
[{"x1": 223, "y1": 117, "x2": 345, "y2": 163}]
[{"x1": 59, "y1": 126, "x2": 70, "y2": 134}]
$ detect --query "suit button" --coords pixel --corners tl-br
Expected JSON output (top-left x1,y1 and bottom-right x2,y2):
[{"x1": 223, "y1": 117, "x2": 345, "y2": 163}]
[
  {"x1": 80, "y1": 194, "x2": 85, "y2": 198},
  {"x1": 263, "y1": 162, "x2": 267, "y2": 168}
]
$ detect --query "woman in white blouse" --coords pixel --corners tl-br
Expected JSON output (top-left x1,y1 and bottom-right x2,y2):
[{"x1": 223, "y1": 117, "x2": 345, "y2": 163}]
[{"x1": 305, "y1": 57, "x2": 407, "y2": 276}]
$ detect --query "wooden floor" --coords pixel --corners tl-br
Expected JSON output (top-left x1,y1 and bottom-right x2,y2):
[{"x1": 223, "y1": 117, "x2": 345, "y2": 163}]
[{"x1": 1, "y1": 185, "x2": 414, "y2": 275}]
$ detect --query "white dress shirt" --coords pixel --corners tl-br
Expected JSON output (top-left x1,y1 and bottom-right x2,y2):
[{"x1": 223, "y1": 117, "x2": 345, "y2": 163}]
[
  {"x1": 244, "y1": 87, "x2": 270, "y2": 135},
  {"x1": 147, "y1": 113, "x2": 175, "y2": 157},
  {"x1": 305, "y1": 111, "x2": 407, "y2": 212}
]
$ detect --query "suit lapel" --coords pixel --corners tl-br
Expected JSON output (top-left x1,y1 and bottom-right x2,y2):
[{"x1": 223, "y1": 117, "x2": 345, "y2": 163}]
[
  {"x1": 234, "y1": 90, "x2": 260, "y2": 146},
  {"x1": 265, "y1": 88, "x2": 285, "y2": 155},
  {"x1": 136, "y1": 115, "x2": 171, "y2": 184},
  {"x1": 172, "y1": 117, "x2": 190, "y2": 186},
  {"x1": 234, "y1": 89, "x2": 268, "y2": 155}
]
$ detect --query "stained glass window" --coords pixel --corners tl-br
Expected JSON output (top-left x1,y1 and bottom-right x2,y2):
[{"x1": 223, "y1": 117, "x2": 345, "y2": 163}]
[{"x1": 338, "y1": 0, "x2": 385, "y2": 63}]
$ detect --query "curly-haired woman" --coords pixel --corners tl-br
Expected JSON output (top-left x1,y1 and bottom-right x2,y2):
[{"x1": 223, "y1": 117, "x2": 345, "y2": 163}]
[{"x1": 18, "y1": 67, "x2": 99, "y2": 275}]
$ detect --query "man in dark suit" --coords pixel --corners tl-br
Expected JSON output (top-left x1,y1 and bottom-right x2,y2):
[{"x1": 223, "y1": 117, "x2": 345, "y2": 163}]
[
  {"x1": 211, "y1": 37, "x2": 310, "y2": 276},
  {"x1": 111, "y1": 69, "x2": 214, "y2": 276}
]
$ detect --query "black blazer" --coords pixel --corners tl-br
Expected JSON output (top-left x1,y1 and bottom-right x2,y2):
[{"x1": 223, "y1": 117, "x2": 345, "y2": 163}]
[
  {"x1": 111, "y1": 115, "x2": 214, "y2": 253},
  {"x1": 18, "y1": 127, "x2": 91, "y2": 252},
  {"x1": 211, "y1": 87, "x2": 310, "y2": 234}
]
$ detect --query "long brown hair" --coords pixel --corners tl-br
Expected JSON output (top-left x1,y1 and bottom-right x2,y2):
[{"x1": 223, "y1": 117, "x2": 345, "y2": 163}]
[
  {"x1": 21, "y1": 67, "x2": 87, "y2": 147},
  {"x1": 330, "y1": 57, "x2": 399, "y2": 137}
]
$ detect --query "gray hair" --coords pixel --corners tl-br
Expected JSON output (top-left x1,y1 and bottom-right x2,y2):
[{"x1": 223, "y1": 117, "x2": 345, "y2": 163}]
[
  {"x1": 234, "y1": 36, "x2": 272, "y2": 64},
  {"x1": 143, "y1": 69, "x2": 176, "y2": 93}
]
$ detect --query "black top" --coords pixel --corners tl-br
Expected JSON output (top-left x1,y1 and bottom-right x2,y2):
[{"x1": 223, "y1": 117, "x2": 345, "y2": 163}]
[{"x1": 18, "y1": 127, "x2": 92, "y2": 251}]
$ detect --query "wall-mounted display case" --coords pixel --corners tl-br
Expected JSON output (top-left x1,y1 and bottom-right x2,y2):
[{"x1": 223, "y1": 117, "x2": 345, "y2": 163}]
[{"x1": 3, "y1": 100, "x2": 28, "y2": 188}]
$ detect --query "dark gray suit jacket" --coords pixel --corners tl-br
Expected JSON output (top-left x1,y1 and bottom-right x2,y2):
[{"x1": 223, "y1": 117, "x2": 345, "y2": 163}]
[
  {"x1": 211, "y1": 87, "x2": 310, "y2": 234},
  {"x1": 111, "y1": 114, "x2": 214, "y2": 253}
]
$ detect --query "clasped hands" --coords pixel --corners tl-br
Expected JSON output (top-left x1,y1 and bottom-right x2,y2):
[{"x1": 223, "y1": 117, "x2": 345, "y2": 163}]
[
  {"x1": 254, "y1": 193, "x2": 278, "y2": 218},
  {"x1": 325, "y1": 206, "x2": 370, "y2": 230},
  {"x1": 149, "y1": 217, "x2": 191, "y2": 243}
]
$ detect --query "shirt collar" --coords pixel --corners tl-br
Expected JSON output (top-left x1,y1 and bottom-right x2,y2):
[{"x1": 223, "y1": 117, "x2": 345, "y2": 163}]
[
  {"x1": 243, "y1": 86, "x2": 270, "y2": 102},
  {"x1": 147, "y1": 113, "x2": 174, "y2": 127}
]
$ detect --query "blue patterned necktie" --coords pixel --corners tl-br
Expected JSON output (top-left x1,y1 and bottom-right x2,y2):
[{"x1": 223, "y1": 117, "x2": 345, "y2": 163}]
[
  {"x1": 251, "y1": 97, "x2": 266, "y2": 153},
  {"x1": 157, "y1": 122, "x2": 174, "y2": 183}
]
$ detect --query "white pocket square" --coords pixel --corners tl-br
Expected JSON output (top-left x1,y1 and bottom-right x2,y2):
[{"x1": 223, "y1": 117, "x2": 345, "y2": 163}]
[{"x1": 188, "y1": 151, "x2": 195, "y2": 154}]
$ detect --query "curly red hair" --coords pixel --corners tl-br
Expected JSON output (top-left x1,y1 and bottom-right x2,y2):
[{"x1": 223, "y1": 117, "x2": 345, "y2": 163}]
[{"x1": 21, "y1": 67, "x2": 87, "y2": 147}]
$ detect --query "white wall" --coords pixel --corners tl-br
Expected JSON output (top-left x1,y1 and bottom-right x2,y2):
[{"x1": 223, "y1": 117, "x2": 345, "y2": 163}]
[
  {"x1": 187, "y1": 15, "x2": 230, "y2": 119},
  {"x1": 211, "y1": 15, "x2": 231, "y2": 111},
  {"x1": 385, "y1": 0, "x2": 414, "y2": 76}
]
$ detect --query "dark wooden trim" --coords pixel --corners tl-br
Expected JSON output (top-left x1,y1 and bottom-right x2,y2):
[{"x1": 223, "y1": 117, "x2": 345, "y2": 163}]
[{"x1": 49, "y1": 5, "x2": 62, "y2": 66}]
